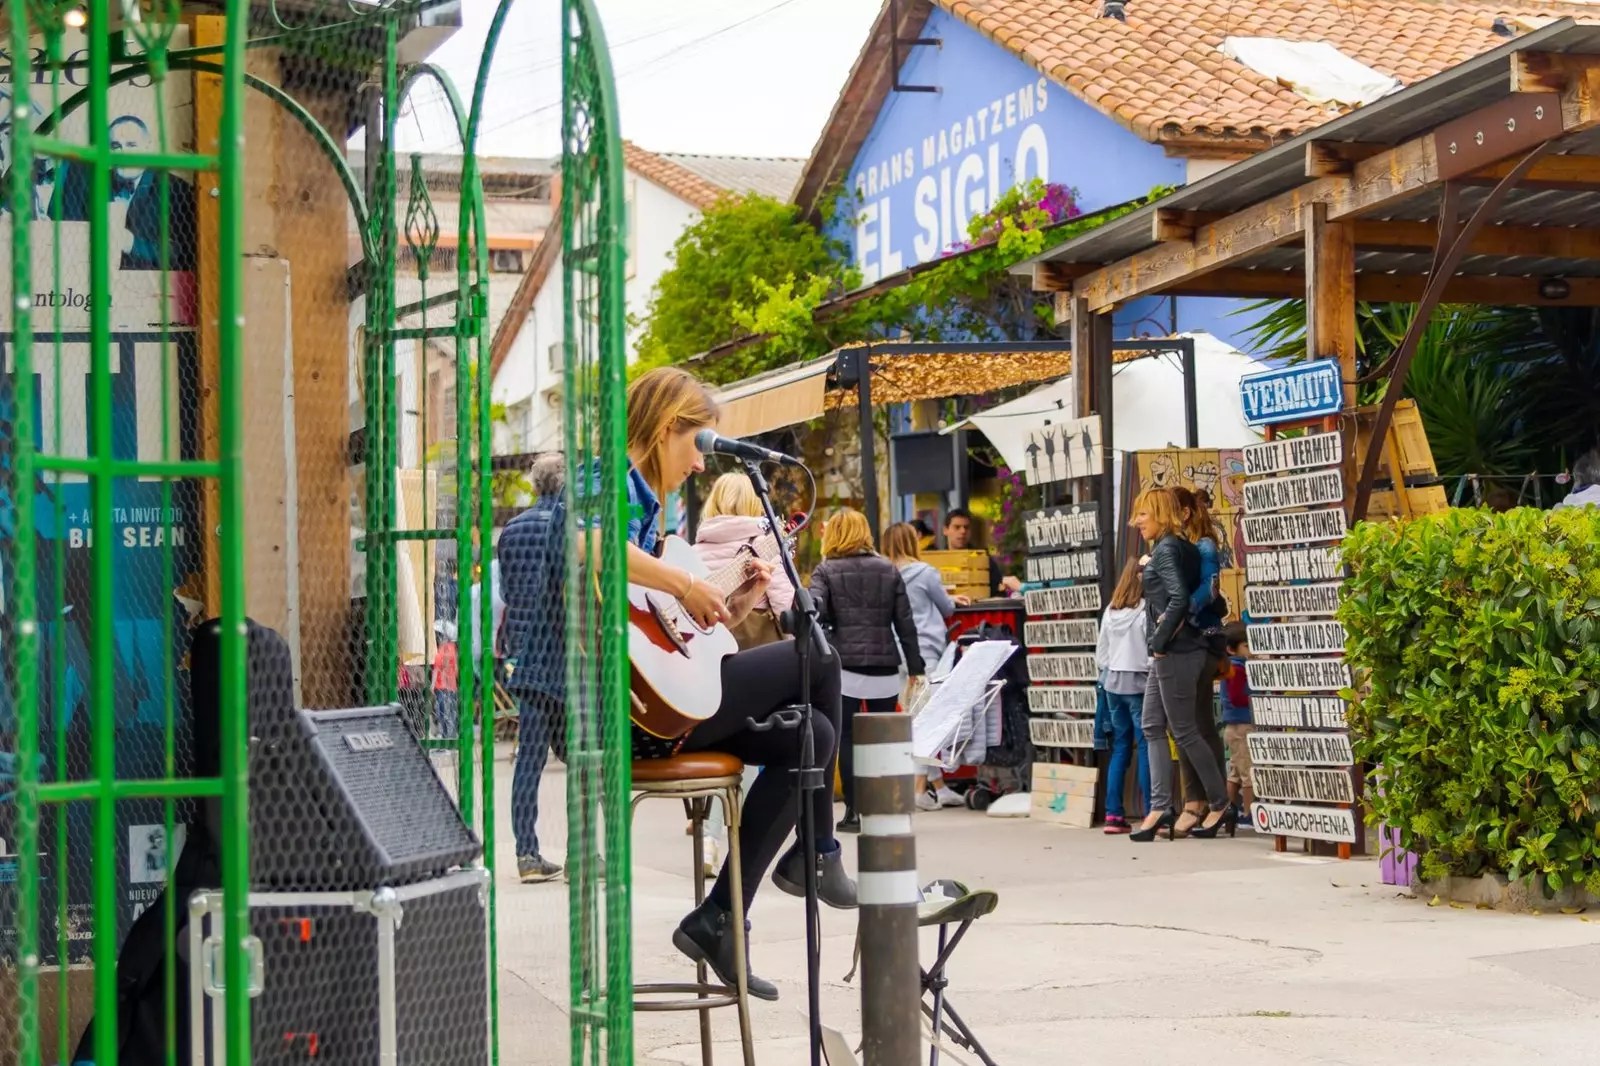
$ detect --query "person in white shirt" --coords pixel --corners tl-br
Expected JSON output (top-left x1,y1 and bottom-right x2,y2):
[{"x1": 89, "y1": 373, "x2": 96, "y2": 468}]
[{"x1": 1555, "y1": 450, "x2": 1600, "y2": 511}]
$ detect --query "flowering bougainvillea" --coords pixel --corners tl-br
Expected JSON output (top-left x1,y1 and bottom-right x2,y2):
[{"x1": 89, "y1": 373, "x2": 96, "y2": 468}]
[{"x1": 949, "y1": 180, "x2": 1082, "y2": 256}]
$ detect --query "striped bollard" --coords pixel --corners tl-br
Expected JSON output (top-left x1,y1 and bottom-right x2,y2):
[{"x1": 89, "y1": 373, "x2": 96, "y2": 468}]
[{"x1": 854, "y1": 712, "x2": 920, "y2": 1065}]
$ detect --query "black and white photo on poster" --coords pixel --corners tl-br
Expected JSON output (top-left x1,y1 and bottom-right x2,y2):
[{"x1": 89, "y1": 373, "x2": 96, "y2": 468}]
[
  {"x1": 1029, "y1": 717, "x2": 1095, "y2": 749},
  {"x1": 1247, "y1": 731, "x2": 1355, "y2": 767},
  {"x1": 1251, "y1": 765, "x2": 1355, "y2": 804},
  {"x1": 1024, "y1": 618, "x2": 1099, "y2": 648},
  {"x1": 1242, "y1": 469, "x2": 1346, "y2": 514},
  {"x1": 1027, "y1": 685, "x2": 1097, "y2": 714},
  {"x1": 1245, "y1": 546, "x2": 1345, "y2": 584},
  {"x1": 1246, "y1": 657, "x2": 1351, "y2": 692},
  {"x1": 1242, "y1": 508, "x2": 1348, "y2": 547},
  {"x1": 1022, "y1": 503, "x2": 1100, "y2": 553},
  {"x1": 1022, "y1": 415, "x2": 1102, "y2": 485},
  {"x1": 1245, "y1": 581, "x2": 1342, "y2": 619},
  {"x1": 1247, "y1": 620, "x2": 1348, "y2": 655},
  {"x1": 1024, "y1": 550, "x2": 1099, "y2": 584},
  {"x1": 1242, "y1": 432, "x2": 1344, "y2": 477},
  {"x1": 1024, "y1": 583, "x2": 1101, "y2": 616},
  {"x1": 1251, "y1": 694, "x2": 1349, "y2": 729},
  {"x1": 1026, "y1": 652, "x2": 1098, "y2": 683}
]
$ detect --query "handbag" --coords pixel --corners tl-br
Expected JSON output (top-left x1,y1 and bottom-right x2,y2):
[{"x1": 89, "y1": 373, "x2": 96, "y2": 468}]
[{"x1": 729, "y1": 605, "x2": 785, "y2": 651}]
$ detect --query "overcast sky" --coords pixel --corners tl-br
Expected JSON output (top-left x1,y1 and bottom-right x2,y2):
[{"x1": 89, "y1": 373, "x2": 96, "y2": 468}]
[{"x1": 392, "y1": 0, "x2": 881, "y2": 162}]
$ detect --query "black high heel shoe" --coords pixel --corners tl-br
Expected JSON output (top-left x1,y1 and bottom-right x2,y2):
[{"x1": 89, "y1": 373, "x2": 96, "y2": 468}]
[
  {"x1": 1129, "y1": 809, "x2": 1177, "y2": 842},
  {"x1": 1190, "y1": 806, "x2": 1238, "y2": 839}
]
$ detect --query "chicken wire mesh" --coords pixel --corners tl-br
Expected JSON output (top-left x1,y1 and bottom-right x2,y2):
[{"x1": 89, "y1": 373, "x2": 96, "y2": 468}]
[{"x1": 0, "y1": 0, "x2": 638, "y2": 1063}]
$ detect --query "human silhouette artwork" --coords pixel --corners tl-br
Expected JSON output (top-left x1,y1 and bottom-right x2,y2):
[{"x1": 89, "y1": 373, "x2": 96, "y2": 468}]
[
  {"x1": 1024, "y1": 416, "x2": 1102, "y2": 485},
  {"x1": 1024, "y1": 434, "x2": 1044, "y2": 484}
]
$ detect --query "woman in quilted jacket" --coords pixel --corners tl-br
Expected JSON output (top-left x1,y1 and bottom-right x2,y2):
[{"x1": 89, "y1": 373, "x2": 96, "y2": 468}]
[{"x1": 810, "y1": 507, "x2": 925, "y2": 832}]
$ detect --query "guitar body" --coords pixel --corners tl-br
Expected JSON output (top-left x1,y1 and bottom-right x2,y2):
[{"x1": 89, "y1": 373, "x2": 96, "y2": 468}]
[{"x1": 628, "y1": 535, "x2": 740, "y2": 739}]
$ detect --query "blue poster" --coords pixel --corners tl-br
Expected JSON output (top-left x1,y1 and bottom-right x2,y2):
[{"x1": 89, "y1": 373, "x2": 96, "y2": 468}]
[{"x1": 1239, "y1": 359, "x2": 1345, "y2": 427}]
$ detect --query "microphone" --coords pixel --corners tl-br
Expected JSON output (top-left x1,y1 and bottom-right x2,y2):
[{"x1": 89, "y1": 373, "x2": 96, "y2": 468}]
[{"x1": 693, "y1": 429, "x2": 802, "y2": 467}]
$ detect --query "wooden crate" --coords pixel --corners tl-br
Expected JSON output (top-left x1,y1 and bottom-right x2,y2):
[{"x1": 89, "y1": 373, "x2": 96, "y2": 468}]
[
  {"x1": 922, "y1": 549, "x2": 990, "y2": 589},
  {"x1": 1031, "y1": 761, "x2": 1097, "y2": 827}
]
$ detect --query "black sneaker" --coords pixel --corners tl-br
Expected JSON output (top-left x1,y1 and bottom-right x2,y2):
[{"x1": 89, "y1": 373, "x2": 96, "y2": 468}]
[
  {"x1": 672, "y1": 899, "x2": 779, "y2": 1001},
  {"x1": 771, "y1": 843, "x2": 858, "y2": 910},
  {"x1": 836, "y1": 810, "x2": 861, "y2": 834},
  {"x1": 517, "y1": 854, "x2": 562, "y2": 883}
]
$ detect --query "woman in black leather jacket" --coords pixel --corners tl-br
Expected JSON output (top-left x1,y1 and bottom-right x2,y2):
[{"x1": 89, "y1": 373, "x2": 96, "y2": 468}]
[
  {"x1": 810, "y1": 507, "x2": 926, "y2": 831},
  {"x1": 1129, "y1": 488, "x2": 1235, "y2": 841}
]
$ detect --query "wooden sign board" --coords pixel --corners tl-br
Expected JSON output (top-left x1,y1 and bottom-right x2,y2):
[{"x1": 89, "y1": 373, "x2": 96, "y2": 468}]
[
  {"x1": 1242, "y1": 469, "x2": 1346, "y2": 514},
  {"x1": 1250, "y1": 801, "x2": 1357, "y2": 843},
  {"x1": 1027, "y1": 652, "x2": 1098, "y2": 683},
  {"x1": 1251, "y1": 765, "x2": 1355, "y2": 804},
  {"x1": 1247, "y1": 658, "x2": 1351, "y2": 692},
  {"x1": 1025, "y1": 550, "x2": 1100, "y2": 584},
  {"x1": 1247, "y1": 620, "x2": 1348, "y2": 656},
  {"x1": 1247, "y1": 731, "x2": 1355, "y2": 767},
  {"x1": 1242, "y1": 508, "x2": 1347, "y2": 547},
  {"x1": 1024, "y1": 618, "x2": 1099, "y2": 649},
  {"x1": 1245, "y1": 581, "x2": 1342, "y2": 619},
  {"x1": 1029, "y1": 717, "x2": 1094, "y2": 749},
  {"x1": 1022, "y1": 415, "x2": 1103, "y2": 486},
  {"x1": 1243, "y1": 432, "x2": 1343, "y2": 478},
  {"x1": 1028, "y1": 686, "x2": 1097, "y2": 714},
  {"x1": 1252, "y1": 695, "x2": 1349, "y2": 730},
  {"x1": 1239, "y1": 358, "x2": 1343, "y2": 427},
  {"x1": 1023, "y1": 504, "x2": 1100, "y2": 553},
  {"x1": 1244, "y1": 546, "x2": 1344, "y2": 585},
  {"x1": 1025, "y1": 583, "x2": 1101, "y2": 617}
]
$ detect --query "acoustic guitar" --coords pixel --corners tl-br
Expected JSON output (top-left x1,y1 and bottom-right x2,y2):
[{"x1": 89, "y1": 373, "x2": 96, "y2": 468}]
[{"x1": 628, "y1": 521, "x2": 794, "y2": 740}]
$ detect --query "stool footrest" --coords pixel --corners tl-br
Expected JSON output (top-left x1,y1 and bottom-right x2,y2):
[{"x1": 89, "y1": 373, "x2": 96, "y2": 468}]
[{"x1": 633, "y1": 981, "x2": 741, "y2": 1012}]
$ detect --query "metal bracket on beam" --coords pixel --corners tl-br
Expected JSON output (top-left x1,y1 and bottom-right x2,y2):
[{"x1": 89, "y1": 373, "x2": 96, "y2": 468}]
[
  {"x1": 889, "y1": 0, "x2": 939, "y2": 93},
  {"x1": 1433, "y1": 92, "x2": 1561, "y2": 180}
]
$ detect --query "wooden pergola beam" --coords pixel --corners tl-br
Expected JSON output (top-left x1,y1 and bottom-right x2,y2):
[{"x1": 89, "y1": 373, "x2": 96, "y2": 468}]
[
  {"x1": 1160, "y1": 268, "x2": 1600, "y2": 305},
  {"x1": 1468, "y1": 152, "x2": 1600, "y2": 189},
  {"x1": 1353, "y1": 219, "x2": 1600, "y2": 258},
  {"x1": 1069, "y1": 68, "x2": 1600, "y2": 312},
  {"x1": 1304, "y1": 141, "x2": 1388, "y2": 177}
]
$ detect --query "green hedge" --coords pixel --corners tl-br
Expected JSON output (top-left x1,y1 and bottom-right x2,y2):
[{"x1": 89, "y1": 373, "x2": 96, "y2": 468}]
[{"x1": 1340, "y1": 507, "x2": 1600, "y2": 893}]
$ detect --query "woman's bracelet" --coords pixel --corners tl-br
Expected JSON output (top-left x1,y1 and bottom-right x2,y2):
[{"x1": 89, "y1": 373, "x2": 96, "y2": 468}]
[{"x1": 677, "y1": 571, "x2": 696, "y2": 599}]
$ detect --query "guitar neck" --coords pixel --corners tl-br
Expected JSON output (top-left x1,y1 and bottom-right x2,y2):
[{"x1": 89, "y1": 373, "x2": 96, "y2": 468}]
[{"x1": 702, "y1": 532, "x2": 786, "y2": 597}]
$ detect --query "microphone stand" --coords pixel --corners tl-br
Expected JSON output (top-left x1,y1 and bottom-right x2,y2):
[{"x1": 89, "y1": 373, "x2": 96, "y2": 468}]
[{"x1": 739, "y1": 457, "x2": 828, "y2": 1066}]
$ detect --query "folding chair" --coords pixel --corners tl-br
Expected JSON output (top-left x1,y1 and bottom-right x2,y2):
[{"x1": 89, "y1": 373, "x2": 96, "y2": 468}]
[{"x1": 917, "y1": 879, "x2": 1001, "y2": 1066}]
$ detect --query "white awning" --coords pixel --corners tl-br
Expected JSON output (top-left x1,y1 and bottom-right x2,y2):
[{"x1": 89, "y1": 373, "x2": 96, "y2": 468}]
[{"x1": 709, "y1": 356, "x2": 834, "y2": 438}]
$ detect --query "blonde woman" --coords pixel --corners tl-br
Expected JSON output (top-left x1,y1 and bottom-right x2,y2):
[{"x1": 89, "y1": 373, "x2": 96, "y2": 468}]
[
  {"x1": 881, "y1": 522, "x2": 967, "y2": 810},
  {"x1": 811, "y1": 509, "x2": 925, "y2": 832},
  {"x1": 692, "y1": 471, "x2": 796, "y2": 871},
  {"x1": 499, "y1": 367, "x2": 853, "y2": 1003}
]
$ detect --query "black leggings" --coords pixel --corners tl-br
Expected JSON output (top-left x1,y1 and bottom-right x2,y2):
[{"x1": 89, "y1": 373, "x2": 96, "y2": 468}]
[
  {"x1": 680, "y1": 639, "x2": 843, "y2": 913},
  {"x1": 840, "y1": 694, "x2": 898, "y2": 811}
]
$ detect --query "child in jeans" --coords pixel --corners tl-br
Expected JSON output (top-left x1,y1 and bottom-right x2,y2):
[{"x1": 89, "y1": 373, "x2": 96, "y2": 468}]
[
  {"x1": 1220, "y1": 621, "x2": 1253, "y2": 820},
  {"x1": 1094, "y1": 560, "x2": 1151, "y2": 833}
]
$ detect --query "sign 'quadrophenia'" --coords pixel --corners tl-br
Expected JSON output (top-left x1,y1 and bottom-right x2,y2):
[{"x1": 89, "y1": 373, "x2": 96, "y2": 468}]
[
  {"x1": 1242, "y1": 469, "x2": 1346, "y2": 514},
  {"x1": 1242, "y1": 431, "x2": 1344, "y2": 477},
  {"x1": 1238, "y1": 358, "x2": 1344, "y2": 427},
  {"x1": 1251, "y1": 695, "x2": 1348, "y2": 729},
  {"x1": 1245, "y1": 546, "x2": 1344, "y2": 584},
  {"x1": 1024, "y1": 584, "x2": 1101, "y2": 616},
  {"x1": 1242, "y1": 508, "x2": 1348, "y2": 547},
  {"x1": 1026, "y1": 652, "x2": 1098, "y2": 683},
  {"x1": 1251, "y1": 766, "x2": 1356, "y2": 804},
  {"x1": 1024, "y1": 550, "x2": 1100, "y2": 585},
  {"x1": 1245, "y1": 581, "x2": 1342, "y2": 619},
  {"x1": 1250, "y1": 802, "x2": 1357, "y2": 843},
  {"x1": 1246, "y1": 658, "x2": 1352, "y2": 692},
  {"x1": 1246, "y1": 620, "x2": 1348, "y2": 655},
  {"x1": 1247, "y1": 731, "x2": 1355, "y2": 767},
  {"x1": 1022, "y1": 503, "x2": 1100, "y2": 554},
  {"x1": 1024, "y1": 618, "x2": 1099, "y2": 649},
  {"x1": 1027, "y1": 686, "x2": 1097, "y2": 714}
]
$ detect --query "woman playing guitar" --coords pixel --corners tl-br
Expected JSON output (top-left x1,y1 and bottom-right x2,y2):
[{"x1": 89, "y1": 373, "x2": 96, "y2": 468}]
[{"x1": 501, "y1": 366, "x2": 853, "y2": 1003}]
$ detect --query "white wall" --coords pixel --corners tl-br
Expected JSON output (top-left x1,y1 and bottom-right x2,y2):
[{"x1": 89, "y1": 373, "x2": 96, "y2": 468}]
[{"x1": 624, "y1": 175, "x2": 702, "y2": 356}]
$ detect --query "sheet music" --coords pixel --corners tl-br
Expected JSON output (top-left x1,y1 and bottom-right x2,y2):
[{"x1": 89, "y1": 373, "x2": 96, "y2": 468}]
[{"x1": 913, "y1": 641, "x2": 1016, "y2": 761}]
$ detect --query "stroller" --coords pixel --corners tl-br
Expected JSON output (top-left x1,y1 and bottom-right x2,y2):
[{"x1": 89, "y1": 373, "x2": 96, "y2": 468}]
[{"x1": 909, "y1": 624, "x2": 1034, "y2": 811}]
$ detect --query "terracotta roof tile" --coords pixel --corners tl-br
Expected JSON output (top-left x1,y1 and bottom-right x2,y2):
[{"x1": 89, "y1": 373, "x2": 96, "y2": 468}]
[{"x1": 623, "y1": 141, "x2": 730, "y2": 211}]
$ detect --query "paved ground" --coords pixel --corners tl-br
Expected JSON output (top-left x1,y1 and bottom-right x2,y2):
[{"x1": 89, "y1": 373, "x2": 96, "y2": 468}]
[{"x1": 481, "y1": 752, "x2": 1600, "y2": 1065}]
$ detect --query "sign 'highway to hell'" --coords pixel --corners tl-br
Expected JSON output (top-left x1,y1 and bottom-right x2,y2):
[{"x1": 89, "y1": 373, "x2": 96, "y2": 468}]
[
  {"x1": 1247, "y1": 657, "x2": 1351, "y2": 692},
  {"x1": 1242, "y1": 431, "x2": 1344, "y2": 477},
  {"x1": 1247, "y1": 731, "x2": 1355, "y2": 767},
  {"x1": 1028, "y1": 686, "x2": 1097, "y2": 714},
  {"x1": 1251, "y1": 765, "x2": 1356, "y2": 804},
  {"x1": 1025, "y1": 550, "x2": 1100, "y2": 584},
  {"x1": 1245, "y1": 581, "x2": 1342, "y2": 618},
  {"x1": 1026, "y1": 652, "x2": 1098, "y2": 683},
  {"x1": 1238, "y1": 358, "x2": 1344, "y2": 427},
  {"x1": 1025, "y1": 583, "x2": 1101, "y2": 616},
  {"x1": 1023, "y1": 504, "x2": 1100, "y2": 553},
  {"x1": 1252, "y1": 695, "x2": 1349, "y2": 729},
  {"x1": 1242, "y1": 469, "x2": 1347, "y2": 514},
  {"x1": 1247, "y1": 620, "x2": 1348, "y2": 656},
  {"x1": 1251, "y1": 802, "x2": 1357, "y2": 843},
  {"x1": 1245, "y1": 546, "x2": 1344, "y2": 584},
  {"x1": 1024, "y1": 618, "x2": 1099, "y2": 648},
  {"x1": 1242, "y1": 508, "x2": 1348, "y2": 547}
]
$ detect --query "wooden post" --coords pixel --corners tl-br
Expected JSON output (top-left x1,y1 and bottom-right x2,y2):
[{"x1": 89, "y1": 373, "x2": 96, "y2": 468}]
[{"x1": 1304, "y1": 201, "x2": 1358, "y2": 408}]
